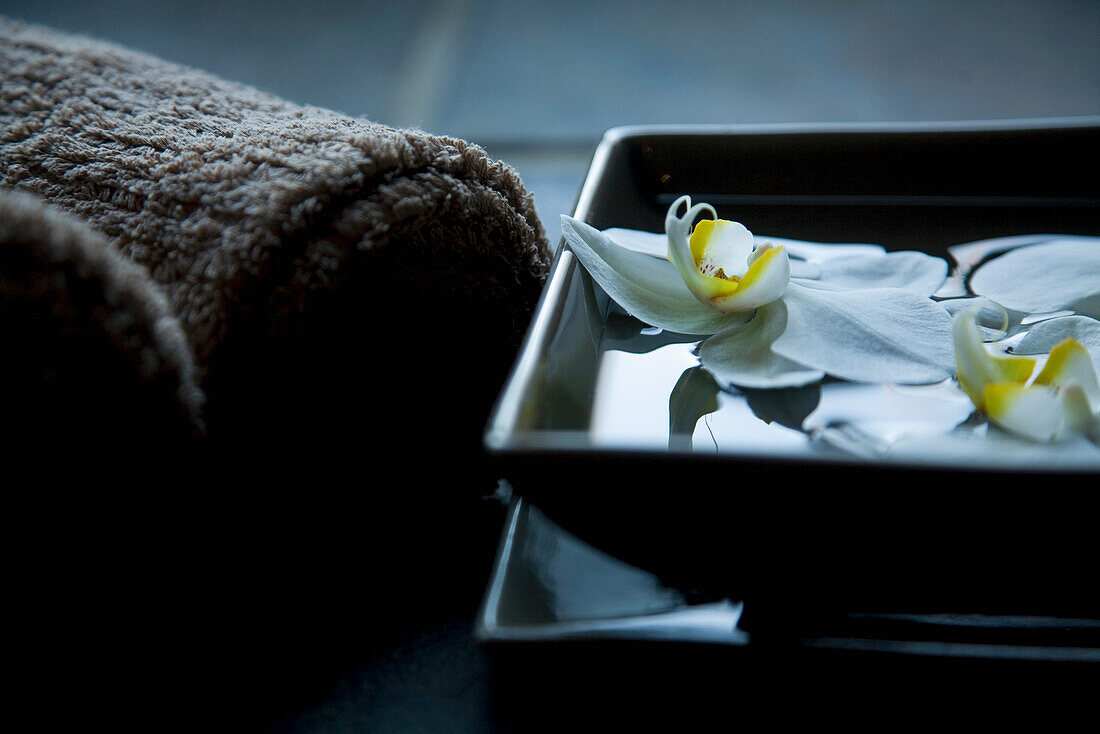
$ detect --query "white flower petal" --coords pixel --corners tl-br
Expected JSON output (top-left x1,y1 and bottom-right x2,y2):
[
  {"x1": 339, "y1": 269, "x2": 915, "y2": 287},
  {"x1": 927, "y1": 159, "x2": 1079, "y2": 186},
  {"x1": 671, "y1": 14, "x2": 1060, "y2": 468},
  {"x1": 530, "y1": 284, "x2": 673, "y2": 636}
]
[
  {"x1": 665, "y1": 196, "x2": 723, "y2": 308},
  {"x1": 694, "y1": 219, "x2": 756, "y2": 278},
  {"x1": 949, "y1": 234, "x2": 1099, "y2": 276},
  {"x1": 664, "y1": 196, "x2": 789, "y2": 313},
  {"x1": 1060, "y1": 385, "x2": 1100, "y2": 438},
  {"x1": 561, "y1": 215, "x2": 741, "y2": 335},
  {"x1": 941, "y1": 297, "x2": 1011, "y2": 341},
  {"x1": 789, "y1": 259, "x2": 823, "y2": 279},
  {"x1": 601, "y1": 228, "x2": 879, "y2": 284},
  {"x1": 761, "y1": 237, "x2": 886, "y2": 262},
  {"x1": 951, "y1": 310, "x2": 1099, "y2": 442},
  {"x1": 793, "y1": 251, "x2": 948, "y2": 296},
  {"x1": 1033, "y1": 338, "x2": 1100, "y2": 413},
  {"x1": 774, "y1": 282, "x2": 956, "y2": 384},
  {"x1": 969, "y1": 239, "x2": 1100, "y2": 314},
  {"x1": 603, "y1": 228, "x2": 668, "y2": 258},
  {"x1": 1015, "y1": 315, "x2": 1100, "y2": 368},
  {"x1": 984, "y1": 383, "x2": 1063, "y2": 442},
  {"x1": 1071, "y1": 294, "x2": 1100, "y2": 320},
  {"x1": 951, "y1": 309, "x2": 1037, "y2": 408},
  {"x1": 698, "y1": 301, "x2": 825, "y2": 389},
  {"x1": 709, "y1": 245, "x2": 791, "y2": 313}
]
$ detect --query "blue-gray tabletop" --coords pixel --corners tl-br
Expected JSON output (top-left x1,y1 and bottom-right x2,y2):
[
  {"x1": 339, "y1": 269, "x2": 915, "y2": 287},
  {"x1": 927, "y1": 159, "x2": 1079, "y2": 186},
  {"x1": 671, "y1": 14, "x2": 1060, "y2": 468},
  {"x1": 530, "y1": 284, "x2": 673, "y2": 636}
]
[{"x1": 4, "y1": 0, "x2": 1099, "y2": 251}]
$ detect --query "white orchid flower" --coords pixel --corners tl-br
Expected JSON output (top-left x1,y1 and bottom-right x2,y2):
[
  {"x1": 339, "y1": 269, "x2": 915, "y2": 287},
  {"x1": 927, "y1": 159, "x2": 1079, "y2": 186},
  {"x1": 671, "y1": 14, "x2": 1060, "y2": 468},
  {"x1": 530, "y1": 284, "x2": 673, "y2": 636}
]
[
  {"x1": 663, "y1": 195, "x2": 790, "y2": 313},
  {"x1": 952, "y1": 309, "x2": 1100, "y2": 442},
  {"x1": 561, "y1": 197, "x2": 956, "y2": 389}
]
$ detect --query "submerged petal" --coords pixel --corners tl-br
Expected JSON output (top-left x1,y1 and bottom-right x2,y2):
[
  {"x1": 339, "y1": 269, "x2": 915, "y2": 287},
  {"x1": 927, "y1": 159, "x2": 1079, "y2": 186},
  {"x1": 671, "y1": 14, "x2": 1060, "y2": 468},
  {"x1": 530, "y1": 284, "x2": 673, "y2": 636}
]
[
  {"x1": 698, "y1": 301, "x2": 825, "y2": 389},
  {"x1": 668, "y1": 366, "x2": 721, "y2": 452}
]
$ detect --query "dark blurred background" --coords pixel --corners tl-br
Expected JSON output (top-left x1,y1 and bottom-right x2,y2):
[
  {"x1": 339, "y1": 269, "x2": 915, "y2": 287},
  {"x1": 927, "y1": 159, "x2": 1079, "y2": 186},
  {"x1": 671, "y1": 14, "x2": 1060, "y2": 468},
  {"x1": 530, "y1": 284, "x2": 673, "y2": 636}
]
[{"x1": 3, "y1": 0, "x2": 1098, "y2": 247}]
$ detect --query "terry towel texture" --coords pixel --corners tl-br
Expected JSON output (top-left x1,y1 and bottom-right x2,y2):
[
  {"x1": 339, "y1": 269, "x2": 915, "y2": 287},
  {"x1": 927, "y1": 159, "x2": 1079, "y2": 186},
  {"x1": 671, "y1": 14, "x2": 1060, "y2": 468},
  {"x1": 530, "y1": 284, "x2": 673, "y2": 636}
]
[
  {"x1": 1, "y1": 16, "x2": 552, "y2": 450},
  {"x1": 0, "y1": 187, "x2": 205, "y2": 442}
]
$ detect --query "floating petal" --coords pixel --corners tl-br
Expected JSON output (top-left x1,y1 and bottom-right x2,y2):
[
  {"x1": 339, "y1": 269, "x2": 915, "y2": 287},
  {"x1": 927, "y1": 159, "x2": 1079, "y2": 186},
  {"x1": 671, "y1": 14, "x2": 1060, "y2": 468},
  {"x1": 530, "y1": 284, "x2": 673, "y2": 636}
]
[
  {"x1": 774, "y1": 282, "x2": 957, "y2": 384},
  {"x1": 1033, "y1": 338, "x2": 1100, "y2": 412},
  {"x1": 794, "y1": 250, "x2": 948, "y2": 296},
  {"x1": 952, "y1": 310, "x2": 1100, "y2": 441},
  {"x1": 983, "y1": 382, "x2": 1063, "y2": 442},
  {"x1": 762, "y1": 237, "x2": 886, "y2": 262},
  {"x1": 969, "y1": 239, "x2": 1100, "y2": 314},
  {"x1": 1014, "y1": 315, "x2": 1100, "y2": 368},
  {"x1": 1060, "y1": 385, "x2": 1100, "y2": 438}
]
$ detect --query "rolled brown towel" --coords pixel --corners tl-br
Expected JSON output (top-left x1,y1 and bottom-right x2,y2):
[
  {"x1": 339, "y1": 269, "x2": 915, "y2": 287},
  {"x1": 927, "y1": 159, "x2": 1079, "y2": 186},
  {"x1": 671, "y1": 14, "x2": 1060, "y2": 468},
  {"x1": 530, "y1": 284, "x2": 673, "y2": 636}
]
[
  {"x1": 1, "y1": 16, "x2": 552, "y2": 457},
  {"x1": 0, "y1": 186, "x2": 204, "y2": 444}
]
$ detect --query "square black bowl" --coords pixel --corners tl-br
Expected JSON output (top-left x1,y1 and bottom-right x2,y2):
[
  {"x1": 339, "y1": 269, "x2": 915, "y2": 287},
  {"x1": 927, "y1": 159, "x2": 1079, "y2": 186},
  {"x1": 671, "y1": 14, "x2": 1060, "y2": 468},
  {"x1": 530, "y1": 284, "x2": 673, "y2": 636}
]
[{"x1": 485, "y1": 119, "x2": 1100, "y2": 617}]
